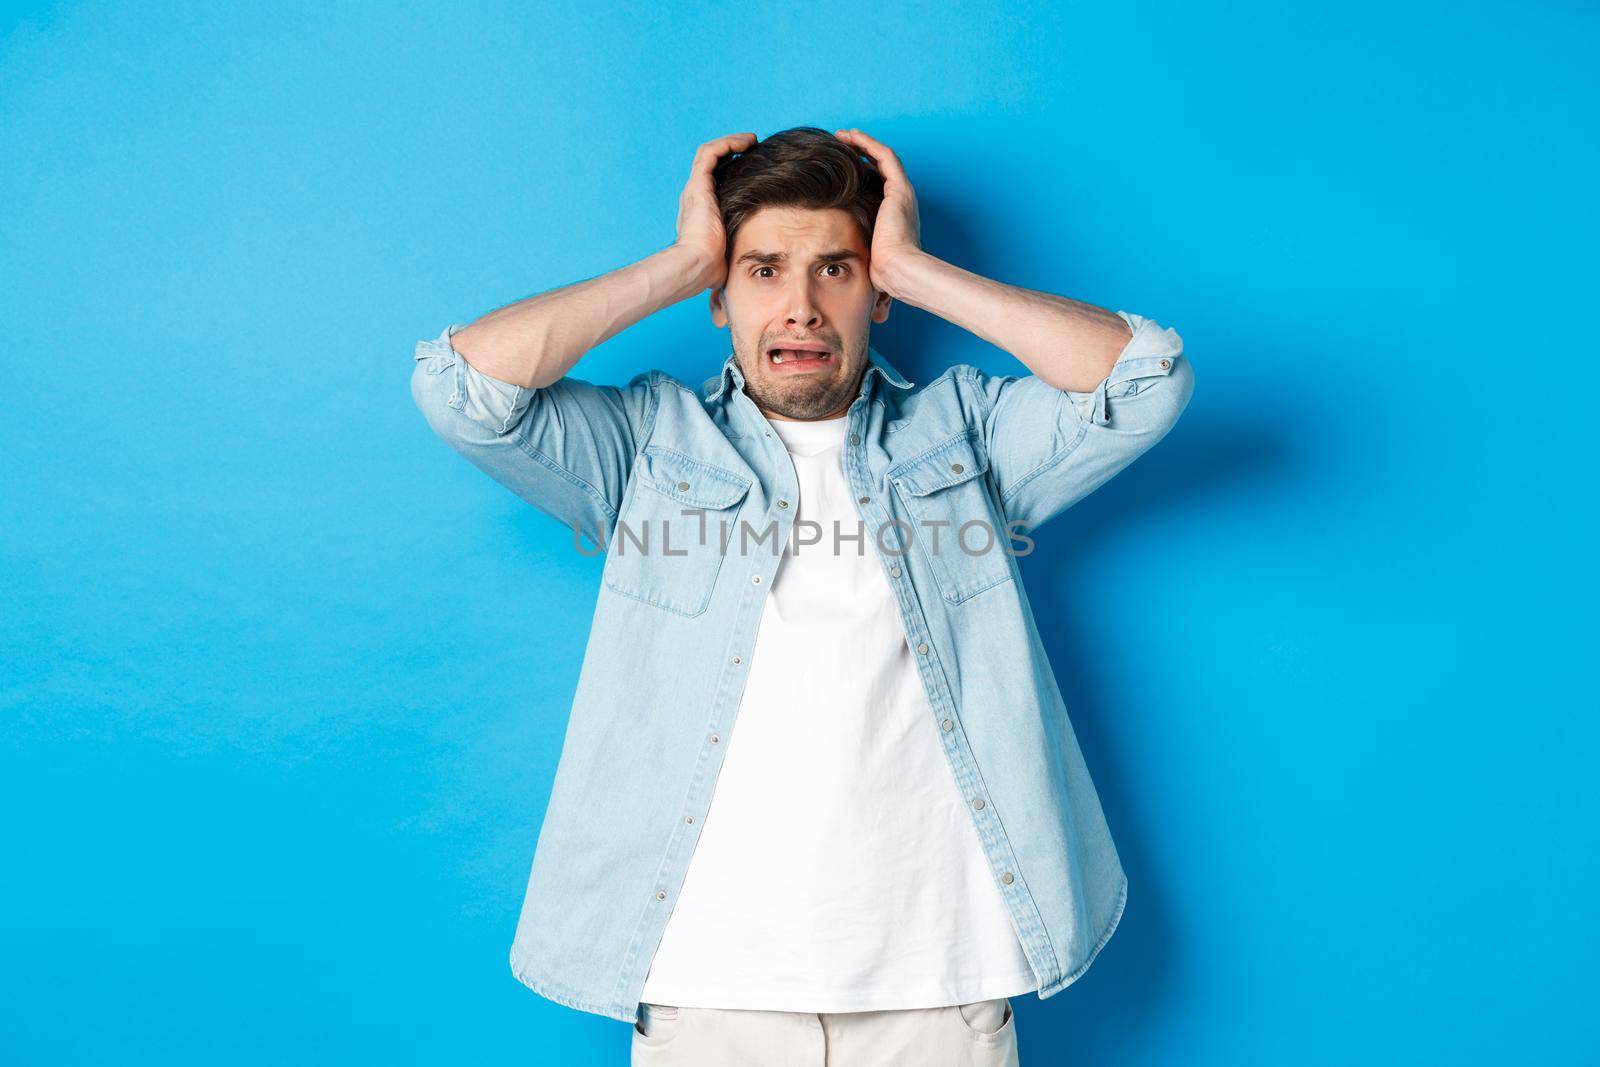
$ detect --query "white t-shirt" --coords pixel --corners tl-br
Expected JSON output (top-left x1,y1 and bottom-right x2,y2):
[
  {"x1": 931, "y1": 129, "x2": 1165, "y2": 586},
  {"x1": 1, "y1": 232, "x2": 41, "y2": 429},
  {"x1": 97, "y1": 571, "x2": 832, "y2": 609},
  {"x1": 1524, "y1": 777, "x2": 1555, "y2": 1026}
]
[{"x1": 638, "y1": 413, "x2": 1038, "y2": 1012}]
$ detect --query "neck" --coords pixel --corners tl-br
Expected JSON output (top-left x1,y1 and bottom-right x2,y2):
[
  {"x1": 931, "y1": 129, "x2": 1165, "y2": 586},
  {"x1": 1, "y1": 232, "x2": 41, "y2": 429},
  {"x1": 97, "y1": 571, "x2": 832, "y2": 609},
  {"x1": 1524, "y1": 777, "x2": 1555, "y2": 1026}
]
[{"x1": 761, "y1": 400, "x2": 852, "y2": 422}]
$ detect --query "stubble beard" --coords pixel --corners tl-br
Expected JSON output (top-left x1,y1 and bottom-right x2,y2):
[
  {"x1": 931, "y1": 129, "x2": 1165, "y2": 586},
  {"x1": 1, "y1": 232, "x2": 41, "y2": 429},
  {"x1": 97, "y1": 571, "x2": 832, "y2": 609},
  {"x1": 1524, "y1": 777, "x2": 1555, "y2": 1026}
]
[{"x1": 733, "y1": 336, "x2": 869, "y2": 421}]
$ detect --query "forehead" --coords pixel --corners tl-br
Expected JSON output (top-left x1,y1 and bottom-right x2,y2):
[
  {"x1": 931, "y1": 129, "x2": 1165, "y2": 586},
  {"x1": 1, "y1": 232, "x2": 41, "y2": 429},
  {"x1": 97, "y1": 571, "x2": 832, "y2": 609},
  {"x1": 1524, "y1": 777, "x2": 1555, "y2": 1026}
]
[{"x1": 731, "y1": 206, "x2": 866, "y2": 256}]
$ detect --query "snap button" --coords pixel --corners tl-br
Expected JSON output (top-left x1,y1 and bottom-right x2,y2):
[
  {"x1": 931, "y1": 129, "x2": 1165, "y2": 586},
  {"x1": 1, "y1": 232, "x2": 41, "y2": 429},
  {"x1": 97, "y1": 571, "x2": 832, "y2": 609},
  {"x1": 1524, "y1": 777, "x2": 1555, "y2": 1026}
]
[
  {"x1": 1159, "y1": 358, "x2": 1171, "y2": 369},
  {"x1": 676, "y1": 481, "x2": 690, "y2": 491},
  {"x1": 709, "y1": 733, "x2": 720, "y2": 744},
  {"x1": 777, "y1": 500, "x2": 789, "y2": 508},
  {"x1": 655, "y1": 890, "x2": 667, "y2": 901},
  {"x1": 850, "y1": 433, "x2": 860, "y2": 445},
  {"x1": 858, "y1": 495, "x2": 870, "y2": 505},
  {"x1": 890, "y1": 567, "x2": 901, "y2": 578},
  {"x1": 684, "y1": 815, "x2": 694, "y2": 824},
  {"x1": 752, "y1": 575, "x2": 762, "y2": 584},
  {"x1": 731, "y1": 655, "x2": 742, "y2": 665},
  {"x1": 941, "y1": 719, "x2": 953, "y2": 731},
  {"x1": 950, "y1": 462, "x2": 963, "y2": 473},
  {"x1": 972, "y1": 797, "x2": 985, "y2": 810},
  {"x1": 1001, "y1": 872, "x2": 1014, "y2": 885},
  {"x1": 916, "y1": 642, "x2": 928, "y2": 655}
]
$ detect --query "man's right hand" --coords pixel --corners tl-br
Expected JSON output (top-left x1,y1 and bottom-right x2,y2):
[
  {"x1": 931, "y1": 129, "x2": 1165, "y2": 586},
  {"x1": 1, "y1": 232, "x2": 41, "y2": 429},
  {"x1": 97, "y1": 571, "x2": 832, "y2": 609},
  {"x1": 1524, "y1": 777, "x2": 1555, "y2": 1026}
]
[{"x1": 673, "y1": 132, "x2": 757, "y2": 292}]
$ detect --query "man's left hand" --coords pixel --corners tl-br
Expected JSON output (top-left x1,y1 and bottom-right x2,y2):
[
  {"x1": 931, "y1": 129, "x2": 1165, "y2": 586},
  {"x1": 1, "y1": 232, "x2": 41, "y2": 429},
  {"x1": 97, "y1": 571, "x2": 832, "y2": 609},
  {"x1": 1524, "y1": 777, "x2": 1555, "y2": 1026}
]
[{"x1": 834, "y1": 128, "x2": 924, "y2": 296}]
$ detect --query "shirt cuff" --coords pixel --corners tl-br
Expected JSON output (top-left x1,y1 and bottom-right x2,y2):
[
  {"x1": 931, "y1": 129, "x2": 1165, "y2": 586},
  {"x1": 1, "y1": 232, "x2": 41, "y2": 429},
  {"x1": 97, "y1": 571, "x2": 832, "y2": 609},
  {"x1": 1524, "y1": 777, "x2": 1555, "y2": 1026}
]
[
  {"x1": 1066, "y1": 311, "x2": 1184, "y2": 426},
  {"x1": 431, "y1": 323, "x2": 534, "y2": 435}
]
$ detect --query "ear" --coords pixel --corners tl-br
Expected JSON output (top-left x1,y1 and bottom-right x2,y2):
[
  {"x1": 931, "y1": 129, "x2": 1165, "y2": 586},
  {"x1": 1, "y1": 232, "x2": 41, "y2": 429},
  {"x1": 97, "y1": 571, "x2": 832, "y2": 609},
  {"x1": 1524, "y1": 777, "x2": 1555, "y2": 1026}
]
[
  {"x1": 709, "y1": 285, "x2": 729, "y2": 328},
  {"x1": 870, "y1": 287, "x2": 893, "y2": 324}
]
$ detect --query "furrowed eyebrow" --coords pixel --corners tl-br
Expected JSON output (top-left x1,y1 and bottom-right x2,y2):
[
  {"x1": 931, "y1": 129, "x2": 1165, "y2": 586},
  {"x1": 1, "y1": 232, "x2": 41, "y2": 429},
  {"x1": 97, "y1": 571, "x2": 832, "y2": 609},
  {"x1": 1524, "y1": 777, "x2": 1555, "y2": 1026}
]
[{"x1": 734, "y1": 249, "x2": 862, "y2": 267}]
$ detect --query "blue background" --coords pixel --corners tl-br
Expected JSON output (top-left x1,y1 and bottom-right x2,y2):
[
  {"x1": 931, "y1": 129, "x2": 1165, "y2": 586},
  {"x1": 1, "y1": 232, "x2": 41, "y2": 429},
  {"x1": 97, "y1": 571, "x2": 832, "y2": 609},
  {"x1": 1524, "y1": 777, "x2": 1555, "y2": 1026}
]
[{"x1": 3, "y1": 1, "x2": 1596, "y2": 1063}]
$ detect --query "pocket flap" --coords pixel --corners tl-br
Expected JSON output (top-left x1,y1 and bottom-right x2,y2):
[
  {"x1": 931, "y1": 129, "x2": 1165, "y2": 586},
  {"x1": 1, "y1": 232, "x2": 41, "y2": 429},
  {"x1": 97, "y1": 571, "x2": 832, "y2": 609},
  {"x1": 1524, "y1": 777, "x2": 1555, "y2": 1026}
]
[
  {"x1": 640, "y1": 445, "x2": 753, "y2": 510},
  {"x1": 889, "y1": 431, "x2": 990, "y2": 497}
]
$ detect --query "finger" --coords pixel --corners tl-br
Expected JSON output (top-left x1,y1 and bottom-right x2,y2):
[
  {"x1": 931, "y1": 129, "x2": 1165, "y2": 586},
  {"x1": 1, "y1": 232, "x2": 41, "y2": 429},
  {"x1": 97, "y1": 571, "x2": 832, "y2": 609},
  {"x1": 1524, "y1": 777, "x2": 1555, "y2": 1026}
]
[
  {"x1": 835, "y1": 128, "x2": 906, "y2": 186},
  {"x1": 841, "y1": 128, "x2": 908, "y2": 184},
  {"x1": 691, "y1": 133, "x2": 757, "y2": 178}
]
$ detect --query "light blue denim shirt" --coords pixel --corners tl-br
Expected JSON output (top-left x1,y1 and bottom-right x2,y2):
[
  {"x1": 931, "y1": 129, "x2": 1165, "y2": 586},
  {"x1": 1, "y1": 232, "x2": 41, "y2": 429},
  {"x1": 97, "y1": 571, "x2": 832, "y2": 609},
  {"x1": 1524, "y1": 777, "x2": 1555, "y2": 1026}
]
[{"x1": 409, "y1": 310, "x2": 1194, "y2": 1025}]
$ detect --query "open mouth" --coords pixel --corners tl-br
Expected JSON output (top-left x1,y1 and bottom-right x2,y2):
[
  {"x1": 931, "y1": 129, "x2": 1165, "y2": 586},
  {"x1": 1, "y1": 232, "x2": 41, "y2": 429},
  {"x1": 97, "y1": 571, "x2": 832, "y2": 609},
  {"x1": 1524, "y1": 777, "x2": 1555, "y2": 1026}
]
[{"x1": 768, "y1": 346, "x2": 833, "y2": 367}]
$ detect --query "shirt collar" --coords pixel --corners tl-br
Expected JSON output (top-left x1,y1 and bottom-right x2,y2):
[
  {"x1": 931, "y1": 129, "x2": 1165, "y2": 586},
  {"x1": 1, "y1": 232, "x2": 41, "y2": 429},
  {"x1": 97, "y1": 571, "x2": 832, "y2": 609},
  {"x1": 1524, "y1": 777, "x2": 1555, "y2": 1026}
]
[{"x1": 702, "y1": 344, "x2": 914, "y2": 405}]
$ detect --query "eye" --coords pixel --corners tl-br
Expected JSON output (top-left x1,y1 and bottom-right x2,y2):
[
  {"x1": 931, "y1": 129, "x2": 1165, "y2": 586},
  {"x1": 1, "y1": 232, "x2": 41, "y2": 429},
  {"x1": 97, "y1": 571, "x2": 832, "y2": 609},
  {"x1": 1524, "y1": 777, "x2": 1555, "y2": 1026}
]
[
  {"x1": 754, "y1": 266, "x2": 776, "y2": 278},
  {"x1": 821, "y1": 263, "x2": 848, "y2": 278}
]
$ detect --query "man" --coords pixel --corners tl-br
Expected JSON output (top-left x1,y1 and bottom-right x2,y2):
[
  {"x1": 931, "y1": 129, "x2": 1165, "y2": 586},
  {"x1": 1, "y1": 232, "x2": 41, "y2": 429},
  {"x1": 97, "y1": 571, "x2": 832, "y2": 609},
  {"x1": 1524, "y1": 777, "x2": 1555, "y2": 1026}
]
[{"x1": 410, "y1": 126, "x2": 1194, "y2": 1065}]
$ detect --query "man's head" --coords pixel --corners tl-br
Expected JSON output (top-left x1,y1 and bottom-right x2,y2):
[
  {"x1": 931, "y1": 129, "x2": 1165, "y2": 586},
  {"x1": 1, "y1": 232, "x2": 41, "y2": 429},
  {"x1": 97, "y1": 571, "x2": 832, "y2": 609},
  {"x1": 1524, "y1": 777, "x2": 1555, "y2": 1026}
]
[{"x1": 708, "y1": 127, "x2": 893, "y2": 421}]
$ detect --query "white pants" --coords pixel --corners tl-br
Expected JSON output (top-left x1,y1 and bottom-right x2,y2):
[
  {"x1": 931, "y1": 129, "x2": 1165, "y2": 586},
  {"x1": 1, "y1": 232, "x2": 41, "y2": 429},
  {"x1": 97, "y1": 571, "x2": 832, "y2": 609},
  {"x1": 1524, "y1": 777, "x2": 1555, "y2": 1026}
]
[{"x1": 631, "y1": 997, "x2": 1020, "y2": 1066}]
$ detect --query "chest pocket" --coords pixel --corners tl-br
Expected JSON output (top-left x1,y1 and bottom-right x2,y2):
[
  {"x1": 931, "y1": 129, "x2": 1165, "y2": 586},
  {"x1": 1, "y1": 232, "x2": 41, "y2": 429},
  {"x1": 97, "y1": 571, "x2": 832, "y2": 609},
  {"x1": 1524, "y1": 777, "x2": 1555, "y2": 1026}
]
[
  {"x1": 602, "y1": 444, "x2": 753, "y2": 618},
  {"x1": 888, "y1": 430, "x2": 1015, "y2": 605}
]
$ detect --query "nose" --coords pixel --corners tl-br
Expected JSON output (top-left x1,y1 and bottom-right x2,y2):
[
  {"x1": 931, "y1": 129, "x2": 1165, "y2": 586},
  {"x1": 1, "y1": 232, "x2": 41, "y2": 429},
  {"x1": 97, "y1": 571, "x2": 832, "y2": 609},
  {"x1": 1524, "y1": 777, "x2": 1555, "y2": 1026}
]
[{"x1": 783, "y1": 275, "x2": 823, "y2": 331}]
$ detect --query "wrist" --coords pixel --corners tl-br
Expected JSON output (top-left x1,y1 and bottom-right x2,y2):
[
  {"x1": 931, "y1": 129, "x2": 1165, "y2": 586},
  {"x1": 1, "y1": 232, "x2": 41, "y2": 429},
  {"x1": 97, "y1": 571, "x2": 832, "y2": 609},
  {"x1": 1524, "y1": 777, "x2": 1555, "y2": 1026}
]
[
  {"x1": 876, "y1": 248, "x2": 933, "y2": 301},
  {"x1": 664, "y1": 241, "x2": 721, "y2": 292}
]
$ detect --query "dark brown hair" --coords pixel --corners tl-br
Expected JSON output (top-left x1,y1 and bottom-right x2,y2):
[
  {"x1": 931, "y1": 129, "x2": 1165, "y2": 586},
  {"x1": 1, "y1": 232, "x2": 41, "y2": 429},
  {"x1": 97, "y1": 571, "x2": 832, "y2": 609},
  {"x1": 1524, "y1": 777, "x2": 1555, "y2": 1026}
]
[{"x1": 712, "y1": 126, "x2": 884, "y2": 265}]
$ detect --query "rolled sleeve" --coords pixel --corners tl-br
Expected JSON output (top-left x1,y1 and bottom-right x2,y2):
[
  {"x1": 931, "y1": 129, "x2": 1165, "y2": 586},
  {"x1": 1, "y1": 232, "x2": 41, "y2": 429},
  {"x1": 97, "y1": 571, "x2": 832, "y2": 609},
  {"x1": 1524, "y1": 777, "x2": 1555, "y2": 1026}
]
[
  {"x1": 410, "y1": 324, "x2": 659, "y2": 548},
  {"x1": 973, "y1": 310, "x2": 1194, "y2": 533},
  {"x1": 408, "y1": 323, "x2": 534, "y2": 434},
  {"x1": 449, "y1": 326, "x2": 537, "y2": 435},
  {"x1": 1066, "y1": 311, "x2": 1188, "y2": 427}
]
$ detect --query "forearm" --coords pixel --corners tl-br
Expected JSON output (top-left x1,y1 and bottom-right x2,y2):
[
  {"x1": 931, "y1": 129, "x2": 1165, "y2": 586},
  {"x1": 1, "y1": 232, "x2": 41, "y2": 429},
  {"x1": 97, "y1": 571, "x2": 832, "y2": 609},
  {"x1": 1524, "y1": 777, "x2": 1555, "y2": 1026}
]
[
  {"x1": 881, "y1": 251, "x2": 1133, "y2": 392},
  {"x1": 449, "y1": 242, "x2": 714, "y2": 390}
]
